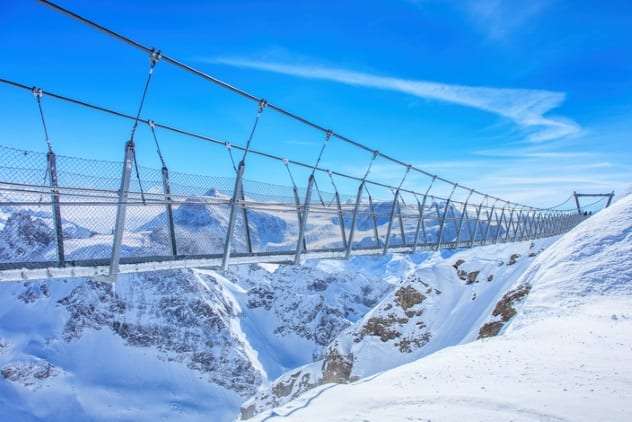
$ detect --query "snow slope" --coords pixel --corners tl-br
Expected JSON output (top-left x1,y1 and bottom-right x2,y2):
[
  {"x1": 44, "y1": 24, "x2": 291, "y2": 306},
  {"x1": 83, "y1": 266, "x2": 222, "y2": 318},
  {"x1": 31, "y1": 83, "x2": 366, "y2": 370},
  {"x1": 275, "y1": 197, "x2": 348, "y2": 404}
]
[
  {"x1": 254, "y1": 194, "x2": 632, "y2": 421},
  {"x1": 241, "y1": 238, "x2": 554, "y2": 418}
]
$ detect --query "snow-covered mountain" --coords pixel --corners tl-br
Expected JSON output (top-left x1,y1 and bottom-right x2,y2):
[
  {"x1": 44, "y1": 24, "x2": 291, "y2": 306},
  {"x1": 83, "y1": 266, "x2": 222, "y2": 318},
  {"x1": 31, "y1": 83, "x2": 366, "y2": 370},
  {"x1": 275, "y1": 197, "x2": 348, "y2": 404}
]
[
  {"x1": 246, "y1": 193, "x2": 632, "y2": 421},
  {"x1": 1, "y1": 188, "x2": 628, "y2": 421},
  {"x1": 240, "y1": 239, "x2": 552, "y2": 418}
]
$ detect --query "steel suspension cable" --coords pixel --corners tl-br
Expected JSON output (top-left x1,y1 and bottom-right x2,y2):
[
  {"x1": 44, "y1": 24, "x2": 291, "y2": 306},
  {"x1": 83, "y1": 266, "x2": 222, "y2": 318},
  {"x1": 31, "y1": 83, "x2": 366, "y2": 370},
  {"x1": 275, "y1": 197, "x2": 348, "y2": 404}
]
[
  {"x1": 30, "y1": 87, "x2": 52, "y2": 200},
  {"x1": 312, "y1": 177, "x2": 327, "y2": 207},
  {"x1": 225, "y1": 142, "x2": 238, "y2": 173},
  {"x1": 147, "y1": 120, "x2": 167, "y2": 168},
  {"x1": 0, "y1": 77, "x2": 582, "y2": 212},
  {"x1": 241, "y1": 100, "x2": 267, "y2": 162},
  {"x1": 129, "y1": 50, "x2": 161, "y2": 204},
  {"x1": 32, "y1": 87, "x2": 53, "y2": 153},
  {"x1": 37, "y1": 0, "x2": 547, "y2": 211},
  {"x1": 283, "y1": 159, "x2": 298, "y2": 190},
  {"x1": 311, "y1": 130, "x2": 332, "y2": 176}
]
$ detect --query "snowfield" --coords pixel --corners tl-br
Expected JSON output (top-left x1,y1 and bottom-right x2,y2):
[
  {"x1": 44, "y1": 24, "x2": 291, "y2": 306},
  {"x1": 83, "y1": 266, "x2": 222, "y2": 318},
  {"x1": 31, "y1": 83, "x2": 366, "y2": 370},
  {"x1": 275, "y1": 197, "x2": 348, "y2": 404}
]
[
  {"x1": 1, "y1": 188, "x2": 630, "y2": 421},
  {"x1": 254, "y1": 194, "x2": 632, "y2": 421}
]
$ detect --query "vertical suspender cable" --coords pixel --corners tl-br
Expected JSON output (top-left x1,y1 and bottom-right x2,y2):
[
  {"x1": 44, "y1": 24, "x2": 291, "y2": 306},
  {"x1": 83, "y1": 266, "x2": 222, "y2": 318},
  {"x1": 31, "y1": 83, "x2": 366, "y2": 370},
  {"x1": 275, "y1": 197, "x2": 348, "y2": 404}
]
[{"x1": 346, "y1": 151, "x2": 378, "y2": 258}]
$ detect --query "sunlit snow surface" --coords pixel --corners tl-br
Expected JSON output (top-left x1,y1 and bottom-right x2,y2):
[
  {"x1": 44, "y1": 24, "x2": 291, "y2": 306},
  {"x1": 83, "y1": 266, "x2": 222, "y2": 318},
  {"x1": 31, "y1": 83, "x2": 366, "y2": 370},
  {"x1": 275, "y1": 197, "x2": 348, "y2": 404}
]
[
  {"x1": 1, "y1": 193, "x2": 630, "y2": 422},
  {"x1": 256, "y1": 195, "x2": 632, "y2": 422}
]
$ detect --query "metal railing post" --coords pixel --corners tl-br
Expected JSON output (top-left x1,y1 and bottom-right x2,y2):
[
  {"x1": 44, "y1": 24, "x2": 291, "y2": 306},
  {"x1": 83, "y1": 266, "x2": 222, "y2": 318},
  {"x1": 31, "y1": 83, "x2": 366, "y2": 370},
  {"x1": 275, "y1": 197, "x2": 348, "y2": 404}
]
[
  {"x1": 412, "y1": 195, "x2": 427, "y2": 252},
  {"x1": 412, "y1": 176, "x2": 436, "y2": 251},
  {"x1": 294, "y1": 175, "x2": 314, "y2": 264},
  {"x1": 558, "y1": 213, "x2": 565, "y2": 234},
  {"x1": 334, "y1": 191, "x2": 347, "y2": 249},
  {"x1": 161, "y1": 165, "x2": 177, "y2": 256},
  {"x1": 470, "y1": 199, "x2": 485, "y2": 247},
  {"x1": 345, "y1": 181, "x2": 366, "y2": 258},
  {"x1": 546, "y1": 214, "x2": 553, "y2": 236},
  {"x1": 606, "y1": 191, "x2": 614, "y2": 207},
  {"x1": 383, "y1": 189, "x2": 401, "y2": 254},
  {"x1": 47, "y1": 149, "x2": 65, "y2": 266},
  {"x1": 545, "y1": 214, "x2": 551, "y2": 236},
  {"x1": 436, "y1": 185, "x2": 457, "y2": 250},
  {"x1": 110, "y1": 140, "x2": 135, "y2": 278},
  {"x1": 494, "y1": 207, "x2": 506, "y2": 244},
  {"x1": 240, "y1": 182, "x2": 253, "y2": 253},
  {"x1": 527, "y1": 210, "x2": 537, "y2": 240},
  {"x1": 574, "y1": 191, "x2": 581, "y2": 214},
  {"x1": 482, "y1": 205, "x2": 495, "y2": 245},
  {"x1": 397, "y1": 198, "x2": 407, "y2": 246},
  {"x1": 222, "y1": 160, "x2": 245, "y2": 270},
  {"x1": 527, "y1": 211, "x2": 535, "y2": 240},
  {"x1": 535, "y1": 213, "x2": 544, "y2": 238},
  {"x1": 366, "y1": 191, "x2": 381, "y2": 248},
  {"x1": 504, "y1": 209, "x2": 515, "y2": 242},
  {"x1": 512, "y1": 210, "x2": 523, "y2": 242},
  {"x1": 292, "y1": 185, "x2": 308, "y2": 252},
  {"x1": 455, "y1": 190, "x2": 473, "y2": 247}
]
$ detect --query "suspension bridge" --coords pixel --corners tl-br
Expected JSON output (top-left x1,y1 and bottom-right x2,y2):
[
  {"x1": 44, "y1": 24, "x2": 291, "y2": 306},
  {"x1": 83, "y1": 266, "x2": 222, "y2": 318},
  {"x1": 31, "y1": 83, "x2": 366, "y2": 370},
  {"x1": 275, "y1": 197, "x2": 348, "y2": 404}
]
[{"x1": 0, "y1": 1, "x2": 613, "y2": 282}]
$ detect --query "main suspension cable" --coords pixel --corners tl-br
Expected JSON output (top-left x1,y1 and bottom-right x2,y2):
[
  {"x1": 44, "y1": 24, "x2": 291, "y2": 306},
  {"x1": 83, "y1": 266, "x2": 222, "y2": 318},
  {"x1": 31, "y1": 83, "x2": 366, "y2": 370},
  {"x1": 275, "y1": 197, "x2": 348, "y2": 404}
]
[
  {"x1": 0, "y1": 77, "x2": 583, "y2": 212},
  {"x1": 37, "y1": 0, "x2": 545, "y2": 211}
]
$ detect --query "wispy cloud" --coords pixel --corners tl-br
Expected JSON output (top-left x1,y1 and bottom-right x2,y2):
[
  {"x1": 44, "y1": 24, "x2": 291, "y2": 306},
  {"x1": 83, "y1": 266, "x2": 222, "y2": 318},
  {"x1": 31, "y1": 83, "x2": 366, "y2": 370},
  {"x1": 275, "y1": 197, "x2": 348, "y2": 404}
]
[
  {"x1": 474, "y1": 148, "x2": 594, "y2": 159},
  {"x1": 463, "y1": 0, "x2": 549, "y2": 41},
  {"x1": 407, "y1": 0, "x2": 550, "y2": 42},
  {"x1": 210, "y1": 57, "x2": 580, "y2": 143}
]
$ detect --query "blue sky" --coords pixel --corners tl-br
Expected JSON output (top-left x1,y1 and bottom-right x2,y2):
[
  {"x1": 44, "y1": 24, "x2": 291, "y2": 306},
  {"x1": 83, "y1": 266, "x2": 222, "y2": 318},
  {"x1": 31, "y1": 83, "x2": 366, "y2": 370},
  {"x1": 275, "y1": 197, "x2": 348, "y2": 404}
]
[{"x1": 1, "y1": 0, "x2": 631, "y2": 206}]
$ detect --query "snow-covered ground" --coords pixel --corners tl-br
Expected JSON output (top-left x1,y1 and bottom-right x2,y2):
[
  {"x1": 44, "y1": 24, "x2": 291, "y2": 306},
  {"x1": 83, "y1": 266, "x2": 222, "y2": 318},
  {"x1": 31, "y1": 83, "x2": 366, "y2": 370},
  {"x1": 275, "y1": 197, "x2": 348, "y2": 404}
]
[
  {"x1": 253, "y1": 194, "x2": 632, "y2": 421},
  {"x1": 1, "y1": 178, "x2": 629, "y2": 421},
  {"x1": 0, "y1": 203, "x2": 550, "y2": 421}
]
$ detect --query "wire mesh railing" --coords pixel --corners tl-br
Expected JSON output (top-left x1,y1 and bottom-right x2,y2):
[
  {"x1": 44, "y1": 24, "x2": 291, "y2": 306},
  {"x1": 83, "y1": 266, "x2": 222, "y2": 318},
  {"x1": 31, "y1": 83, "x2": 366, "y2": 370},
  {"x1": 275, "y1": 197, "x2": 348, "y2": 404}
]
[
  {"x1": 0, "y1": 142, "x2": 589, "y2": 282},
  {"x1": 0, "y1": 0, "x2": 607, "y2": 280}
]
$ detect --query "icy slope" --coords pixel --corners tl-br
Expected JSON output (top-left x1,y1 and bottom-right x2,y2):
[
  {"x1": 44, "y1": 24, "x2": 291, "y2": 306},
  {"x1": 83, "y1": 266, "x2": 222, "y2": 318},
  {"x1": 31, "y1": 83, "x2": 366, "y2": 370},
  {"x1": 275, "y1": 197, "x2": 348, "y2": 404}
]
[
  {"x1": 242, "y1": 238, "x2": 554, "y2": 418},
  {"x1": 254, "y1": 194, "x2": 632, "y2": 421}
]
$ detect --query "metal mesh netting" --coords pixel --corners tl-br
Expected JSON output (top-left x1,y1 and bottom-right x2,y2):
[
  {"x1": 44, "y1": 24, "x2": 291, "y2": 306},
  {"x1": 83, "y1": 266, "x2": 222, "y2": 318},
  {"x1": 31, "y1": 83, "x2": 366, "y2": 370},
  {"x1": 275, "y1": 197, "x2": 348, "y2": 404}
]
[{"x1": 0, "y1": 144, "x2": 578, "y2": 270}]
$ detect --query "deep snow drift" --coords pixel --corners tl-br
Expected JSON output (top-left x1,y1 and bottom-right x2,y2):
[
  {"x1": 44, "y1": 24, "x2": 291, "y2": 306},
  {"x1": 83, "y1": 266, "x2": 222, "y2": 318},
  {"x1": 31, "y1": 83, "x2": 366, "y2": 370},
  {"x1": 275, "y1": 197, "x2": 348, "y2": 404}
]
[{"x1": 254, "y1": 194, "x2": 632, "y2": 421}]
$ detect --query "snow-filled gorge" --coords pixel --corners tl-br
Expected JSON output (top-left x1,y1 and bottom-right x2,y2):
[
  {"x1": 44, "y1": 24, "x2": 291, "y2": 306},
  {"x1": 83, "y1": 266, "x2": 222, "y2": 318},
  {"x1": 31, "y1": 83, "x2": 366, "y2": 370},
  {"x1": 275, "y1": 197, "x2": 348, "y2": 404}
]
[{"x1": 1, "y1": 192, "x2": 631, "y2": 421}]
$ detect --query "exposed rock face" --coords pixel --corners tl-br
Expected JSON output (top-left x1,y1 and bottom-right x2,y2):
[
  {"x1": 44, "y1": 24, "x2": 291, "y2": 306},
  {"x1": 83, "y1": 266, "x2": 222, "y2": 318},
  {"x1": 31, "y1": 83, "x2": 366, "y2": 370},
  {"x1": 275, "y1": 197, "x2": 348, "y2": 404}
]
[
  {"x1": 238, "y1": 264, "x2": 388, "y2": 356},
  {"x1": 508, "y1": 253, "x2": 521, "y2": 265},
  {"x1": 357, "y1": 314, "x2": 409, "y2": 342},
  {"x1": 466, "y1": 270, "x2": 480, "y2": 284},
  {"x1": 0, "y1": 210, "x2": 54, "y2": 262},
  {"x1": 453, "y1": 259, "x2": 482, "y2": 284},
  {"x1": 478, "y1": 284, "x2": 532, "y2": 338},
  {"x1": 240, "y1": 274, "x2": 437, "y2": 418},
  {"x1": 354, "y1": 281, "x2": 431, "y2": 352},
  {"x1": 56, "y1": 270, "x2": 263, "y2": 397},
  {"x1": 18, "y1": 282, "x2": 50, "y2": 304},
  {"x1": 394, "y1": 285, "x2": 425, "y2": 310},
  {"x1": 1, "y1": 358, "x2": 58, "y2": 389},
  {"x1": 321, "y1": 347, "x2": 353, "y2": 384}
]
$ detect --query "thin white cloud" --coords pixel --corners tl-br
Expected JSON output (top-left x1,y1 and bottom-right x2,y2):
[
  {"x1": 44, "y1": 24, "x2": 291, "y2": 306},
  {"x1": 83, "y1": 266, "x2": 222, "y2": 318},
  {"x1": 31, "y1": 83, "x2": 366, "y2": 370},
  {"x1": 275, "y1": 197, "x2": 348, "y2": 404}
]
[
  {"x1": 407, "y1": 0, "x2": 550, "y2": 41},
  {"x1": 211, "y1": 57, "x2": 580, "y2": 143},
  {"x1": 463, "y1": 0, "x2": 549, "y2": 41},
  {"x1": 474, "y1": 148, "x2": 594, "y2": 159}
]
